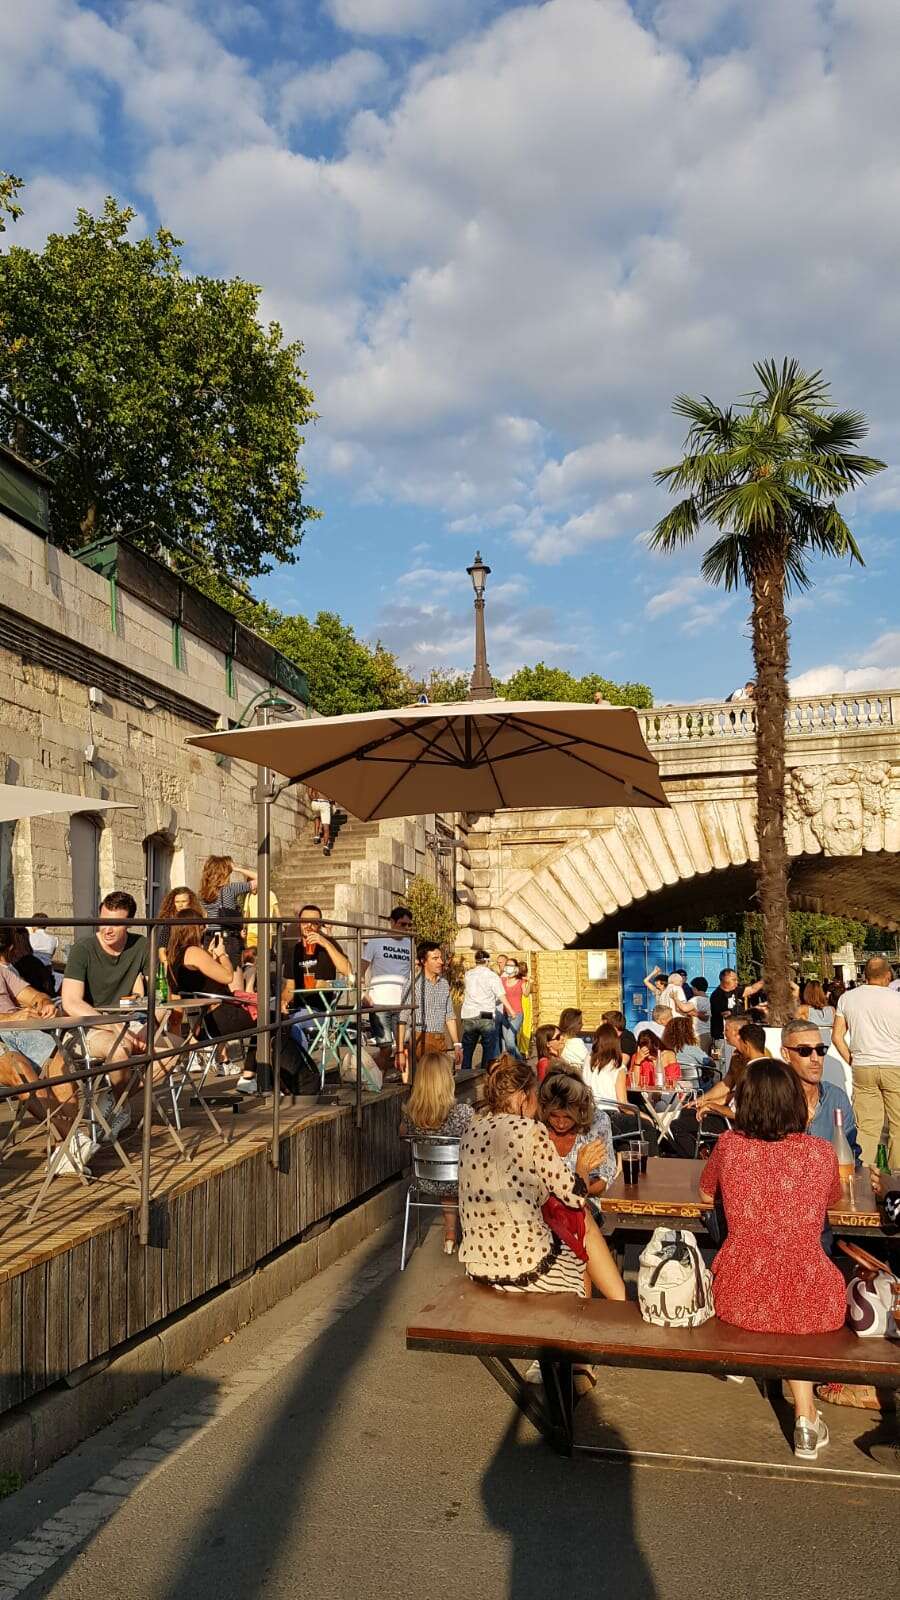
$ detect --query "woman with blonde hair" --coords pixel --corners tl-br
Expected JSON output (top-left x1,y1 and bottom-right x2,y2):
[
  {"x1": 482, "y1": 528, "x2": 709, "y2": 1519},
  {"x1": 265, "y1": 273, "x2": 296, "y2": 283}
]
[
  {"x1": 402, "y1": 1052, "x2": 474, "y2": 1254},
  {"x1": 198, "y1": 855, "x2": 257, "y2": 971},
  {"x1": 459, "y1": 1055, "x2": 625, "y2": 1303}
]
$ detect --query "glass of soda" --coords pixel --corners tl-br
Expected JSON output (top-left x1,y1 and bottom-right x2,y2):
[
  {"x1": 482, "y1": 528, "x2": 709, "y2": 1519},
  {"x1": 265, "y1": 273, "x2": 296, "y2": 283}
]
[
  {"x1": 638, "y1": 1138, "x2": 650, "y2": 1174},
  {"x1": 622, "y1": 1140, "x2": 641, "y2": 1186}
]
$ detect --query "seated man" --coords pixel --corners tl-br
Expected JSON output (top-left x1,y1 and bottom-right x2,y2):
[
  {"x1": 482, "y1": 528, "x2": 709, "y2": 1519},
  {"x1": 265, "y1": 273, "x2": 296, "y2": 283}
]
[
  {"x1": 61, "y1": 890, "x2": 149, "y2": 1137},
  {"x1": 0, "y1": 923, "x2": 80, "y2": 1145},
  {"x1": 285, "y1": 904, "x2": 351, "y2": 1057}
]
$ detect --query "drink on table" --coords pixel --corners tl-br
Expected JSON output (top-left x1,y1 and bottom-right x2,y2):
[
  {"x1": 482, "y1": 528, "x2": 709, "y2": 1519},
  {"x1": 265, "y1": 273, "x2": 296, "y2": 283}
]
[
  {"x1": 877, "y1": 1143, "x2": 889, "y2": 1172},
  {"x1": 832, "y1": 1107, "x2": 854, "y2": 1185},
  {"x1": 622, "y1": 1140, "x2": 641, "y2": 1186},
  {"x1": 638, "y1": 1138, "x2": 649, "y2": 1174}
]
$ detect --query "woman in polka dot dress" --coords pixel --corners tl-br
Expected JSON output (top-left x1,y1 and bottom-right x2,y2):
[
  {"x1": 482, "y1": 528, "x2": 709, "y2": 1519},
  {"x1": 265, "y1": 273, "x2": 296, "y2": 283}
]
[{"x1": 458, "y1": 1055, "x2": 624, "y2": 1300}]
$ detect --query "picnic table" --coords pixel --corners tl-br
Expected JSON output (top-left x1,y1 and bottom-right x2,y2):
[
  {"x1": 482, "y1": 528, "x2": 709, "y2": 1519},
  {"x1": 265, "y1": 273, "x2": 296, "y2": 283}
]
[{"x1": 601, "y1": 1156, "x2": 882, "y2": 1233}]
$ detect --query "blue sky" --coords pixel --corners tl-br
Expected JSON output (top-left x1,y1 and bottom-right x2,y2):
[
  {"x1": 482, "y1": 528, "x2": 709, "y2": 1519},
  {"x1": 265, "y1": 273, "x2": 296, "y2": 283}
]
[{"x1": 3, "y1": 0, "x2": 899, "y2": 702}]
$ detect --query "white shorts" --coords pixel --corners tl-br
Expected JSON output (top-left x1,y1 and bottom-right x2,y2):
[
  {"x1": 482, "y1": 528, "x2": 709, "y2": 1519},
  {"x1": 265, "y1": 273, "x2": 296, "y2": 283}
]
[{"x1": 311, "y1": 799, "x2": 332, "y2": 823}]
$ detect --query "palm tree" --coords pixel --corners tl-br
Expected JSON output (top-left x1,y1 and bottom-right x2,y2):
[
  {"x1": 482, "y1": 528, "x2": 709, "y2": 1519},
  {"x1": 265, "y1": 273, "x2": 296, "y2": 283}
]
[{"x1": 650, "y1": 359, "x2": 885, "y2": 1021}]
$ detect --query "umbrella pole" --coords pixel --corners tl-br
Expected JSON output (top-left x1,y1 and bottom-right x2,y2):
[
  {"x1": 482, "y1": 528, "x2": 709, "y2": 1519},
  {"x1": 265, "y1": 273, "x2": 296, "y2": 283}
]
[{"x1": 256, "y1": 717, "x2": 272, "y2": 1095}]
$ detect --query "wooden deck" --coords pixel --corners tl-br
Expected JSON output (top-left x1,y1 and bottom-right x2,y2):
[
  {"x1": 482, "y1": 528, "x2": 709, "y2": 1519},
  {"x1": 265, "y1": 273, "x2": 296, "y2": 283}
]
[{"x1": 0, "y1": 1086, "x2": 405, "y2": 1416}]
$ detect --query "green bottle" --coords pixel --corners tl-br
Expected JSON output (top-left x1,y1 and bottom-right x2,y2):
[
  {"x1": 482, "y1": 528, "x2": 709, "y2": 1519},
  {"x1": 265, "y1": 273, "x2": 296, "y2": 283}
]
[
  {"x1": 876, "y1": 1143, "x2": 889, "y2": 1172},
  {"x1": 155, "y1": 959, "x2": 169, "y2": 1004}
]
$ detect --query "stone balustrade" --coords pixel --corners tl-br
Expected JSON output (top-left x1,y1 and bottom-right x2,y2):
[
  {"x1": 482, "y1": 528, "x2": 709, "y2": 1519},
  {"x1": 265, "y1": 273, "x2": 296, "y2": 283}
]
[{"x1": 640, "y1": 690, "x2": 900, "y2": 747}]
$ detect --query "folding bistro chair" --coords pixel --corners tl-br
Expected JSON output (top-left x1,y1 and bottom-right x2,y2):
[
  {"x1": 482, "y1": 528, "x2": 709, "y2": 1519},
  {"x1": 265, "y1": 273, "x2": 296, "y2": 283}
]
[{"x1": 400, "y1": 1135, "x2": 460, "y2": 1271}]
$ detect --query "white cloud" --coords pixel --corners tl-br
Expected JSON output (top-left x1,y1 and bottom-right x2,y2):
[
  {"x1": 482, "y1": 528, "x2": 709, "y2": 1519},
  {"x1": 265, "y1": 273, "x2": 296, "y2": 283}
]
[
  {"x1": 645, "y1": 575, "x2": 707, "y2": 618},
  {"x1": 790, "y1": 631, "x2": 900, "y2": 696},
  {"x1": 280, "y1": 50, "x2": 387, "y2": 127},
  {"x1": 8, "y1": 0, "x2": 900, "y2": 601}
]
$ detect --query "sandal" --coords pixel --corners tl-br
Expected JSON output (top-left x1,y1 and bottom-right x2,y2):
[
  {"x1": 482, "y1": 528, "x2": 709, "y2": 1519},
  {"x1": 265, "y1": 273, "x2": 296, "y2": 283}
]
[{"x1": 815, "y1": 1383, "x2": 884, "y2": 1411}]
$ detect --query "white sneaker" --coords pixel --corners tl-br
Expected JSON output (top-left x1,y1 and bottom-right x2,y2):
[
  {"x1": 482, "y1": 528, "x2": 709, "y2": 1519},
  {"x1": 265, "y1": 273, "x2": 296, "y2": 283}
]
[
  {"x1": 235, "y1": 1075, "x2": 258, "y2": 1095},
  {"x1": 794, "y1": 1410, "x2": 829, "y2": 1461},
  {"x1": 52, "y1": 1127, "x2": 98, "y2": 1177}
]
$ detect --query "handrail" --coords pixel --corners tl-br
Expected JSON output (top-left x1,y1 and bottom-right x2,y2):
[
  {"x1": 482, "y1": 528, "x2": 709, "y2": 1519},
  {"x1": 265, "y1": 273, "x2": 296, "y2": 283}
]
[
  {"x1": 640, "y1": 689, "x2": 899, "y2": 746},
  {"x1": 0, "y1": 911, "x2": 419, "y2": 1250}
]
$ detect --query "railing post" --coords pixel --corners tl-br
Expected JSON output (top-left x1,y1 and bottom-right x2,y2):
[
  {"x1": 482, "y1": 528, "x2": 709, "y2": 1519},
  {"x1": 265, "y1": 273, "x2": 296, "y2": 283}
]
[
  {"x1": 270, "y1": 914, "x2": 283, "y2": 1169},
  {"x1": 139, "y1": 921, "x2": 158, "y2": 1247},
  {"x1": 355, "y1": 924, "x2": 363, "y2": 1131}
]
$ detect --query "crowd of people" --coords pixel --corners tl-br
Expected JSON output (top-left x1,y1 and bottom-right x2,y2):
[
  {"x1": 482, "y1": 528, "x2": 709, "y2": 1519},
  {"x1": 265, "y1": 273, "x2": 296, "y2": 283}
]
[
  {"x1": 402, "y1": 954, "x2": 900, "y2": 1463},
  {"x1": 0, "y1": 862, "x2": 426, "y2": 1177}
]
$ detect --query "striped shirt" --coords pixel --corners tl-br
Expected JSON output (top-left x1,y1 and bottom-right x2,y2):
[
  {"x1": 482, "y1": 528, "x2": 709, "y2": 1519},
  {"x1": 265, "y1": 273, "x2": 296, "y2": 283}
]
[{"x1": 401, "y1": 971, "x2": 456, "y2": 1031}]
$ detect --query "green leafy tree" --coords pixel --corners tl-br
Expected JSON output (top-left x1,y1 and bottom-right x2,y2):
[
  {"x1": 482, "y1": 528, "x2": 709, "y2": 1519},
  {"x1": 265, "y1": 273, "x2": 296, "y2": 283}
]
[
  {"x1": 0, "y1": 173, "x2": 23, "y2": 233},
  {"x1": 0, "y1": 198, "x2": 316, "y2": 579},
  {"x1": 402, "y1": 876, "x2": 463, "y2": 999},
  {"x1": 265, "y1": 610, "x2": 415, "y2": 717},
  {"x1": 652, "y1": 359, "x2": 885, "y2": 1021},
  {"x1": 499, "y1": 662, "x2": 652, "y2": 707},
  {"x1": 412, "y1": 668, "x2": 470, "y2": 704}
]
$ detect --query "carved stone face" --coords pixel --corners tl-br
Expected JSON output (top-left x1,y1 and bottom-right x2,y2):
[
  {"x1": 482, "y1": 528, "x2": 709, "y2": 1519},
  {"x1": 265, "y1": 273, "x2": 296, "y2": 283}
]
[{"x1": 821, "y1": 781, "x2": 864, "y2": 855}]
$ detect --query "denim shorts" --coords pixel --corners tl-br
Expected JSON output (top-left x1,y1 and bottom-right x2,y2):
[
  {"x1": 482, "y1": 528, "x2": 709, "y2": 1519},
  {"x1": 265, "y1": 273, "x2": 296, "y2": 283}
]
[{"x1": 0, "y1": 1026, "x2": 57, "y2": 1069}]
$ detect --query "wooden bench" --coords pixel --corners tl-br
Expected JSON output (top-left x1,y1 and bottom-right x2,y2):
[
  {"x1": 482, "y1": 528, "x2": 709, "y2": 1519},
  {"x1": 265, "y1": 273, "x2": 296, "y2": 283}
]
[{"x1": 407, "y1": 1278, "x2": 900, "y2": 1478}]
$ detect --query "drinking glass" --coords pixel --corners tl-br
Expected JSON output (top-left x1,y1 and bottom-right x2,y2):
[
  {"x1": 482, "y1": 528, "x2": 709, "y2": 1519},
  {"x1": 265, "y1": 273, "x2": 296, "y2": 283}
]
[{"x1": 622, "y1": 1140, "x2": 641, "y2": 1186}]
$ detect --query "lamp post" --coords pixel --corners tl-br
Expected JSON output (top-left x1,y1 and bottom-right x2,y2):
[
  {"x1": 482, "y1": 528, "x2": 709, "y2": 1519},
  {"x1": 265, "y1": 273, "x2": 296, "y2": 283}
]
[{"x1": 467, "y1": 550, "x2": 494, "y2": 700}]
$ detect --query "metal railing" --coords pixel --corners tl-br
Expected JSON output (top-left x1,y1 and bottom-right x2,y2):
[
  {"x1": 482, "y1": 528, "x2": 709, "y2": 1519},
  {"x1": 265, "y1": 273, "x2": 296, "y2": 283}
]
[
  {"x1": 0, "y1": 912, "x2": 420, "y2": 1249},
  {"x1": 640, "y1": 689, "x2": 900, "y2": 747}
]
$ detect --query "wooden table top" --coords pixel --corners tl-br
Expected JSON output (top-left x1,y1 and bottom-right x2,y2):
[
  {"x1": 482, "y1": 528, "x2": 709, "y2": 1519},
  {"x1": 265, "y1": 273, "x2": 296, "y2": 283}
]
[
  {"x1": 407, "y1": 1277, "x2": 900, "y2": 1384},
  {"x1": 602, "y1": 1157, "x2": 881, "y2": 1229}
]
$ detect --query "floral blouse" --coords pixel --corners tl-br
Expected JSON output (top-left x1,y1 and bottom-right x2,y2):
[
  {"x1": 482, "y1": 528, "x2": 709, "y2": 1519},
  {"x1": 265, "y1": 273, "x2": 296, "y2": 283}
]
[{"x1": 458, "y1": 1113, "x2": 587, "y2": 1286}]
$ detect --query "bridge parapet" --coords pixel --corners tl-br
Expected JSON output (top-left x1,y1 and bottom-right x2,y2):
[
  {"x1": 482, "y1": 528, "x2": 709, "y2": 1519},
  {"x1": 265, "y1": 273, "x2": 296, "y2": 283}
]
[{"x1": 640, "y1": 691, "x2": 899, "y2": 748}]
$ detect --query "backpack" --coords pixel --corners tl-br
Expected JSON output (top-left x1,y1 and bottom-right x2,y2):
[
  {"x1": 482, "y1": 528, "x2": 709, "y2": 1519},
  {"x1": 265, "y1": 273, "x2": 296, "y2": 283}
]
[{"x1": 638, "y1": 1227, "x2": 715, "y2": 1328}]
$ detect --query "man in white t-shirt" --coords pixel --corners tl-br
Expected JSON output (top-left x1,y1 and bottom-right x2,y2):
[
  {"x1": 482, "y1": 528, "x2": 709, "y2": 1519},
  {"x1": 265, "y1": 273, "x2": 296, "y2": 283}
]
[
  {"x1": 460, "y1": 951, "x2": 514, "y2": 1073},
  {"x1": 674, "y1": 975, "x2": 712, "y2": 1049},
  {"x1": 832, "y1": 956, "x2": 900, "y2": 1168},
  {"x1": 362, "y1": 906, "x2": 413, "y2": 1063},
  {"x1": 645, "y1": 967, "x2": 688, "y2": 1015}
]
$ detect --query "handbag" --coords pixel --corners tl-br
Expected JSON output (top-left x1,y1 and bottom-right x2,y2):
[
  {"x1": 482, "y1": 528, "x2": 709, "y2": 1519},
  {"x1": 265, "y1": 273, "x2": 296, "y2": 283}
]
[
  {"x1": 840, "y1": 1241, "x2": 900, "y2": 1339},
  {"x1": 339, "y1": 1044, "x2": 383, "y2": 1093},
  {"x1": 638, "y1": 1227, "x2": 715, "y2": 1328}
]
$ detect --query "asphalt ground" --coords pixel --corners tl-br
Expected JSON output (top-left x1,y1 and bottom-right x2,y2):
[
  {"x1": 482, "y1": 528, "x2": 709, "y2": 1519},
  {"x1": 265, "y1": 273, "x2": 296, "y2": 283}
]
[{"x1": 0, "y1": 1220, "x2": 896, "y2": 1600}]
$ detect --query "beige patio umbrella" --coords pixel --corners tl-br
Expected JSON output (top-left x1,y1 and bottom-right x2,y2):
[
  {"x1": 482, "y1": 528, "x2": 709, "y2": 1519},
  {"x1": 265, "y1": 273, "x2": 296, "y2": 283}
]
[
  {"x1": 0, "y1": 785, "x2": 134, "y2": 824},
  {"x1": 186, "y1": 699, "x2": 667, "y2": 819}
]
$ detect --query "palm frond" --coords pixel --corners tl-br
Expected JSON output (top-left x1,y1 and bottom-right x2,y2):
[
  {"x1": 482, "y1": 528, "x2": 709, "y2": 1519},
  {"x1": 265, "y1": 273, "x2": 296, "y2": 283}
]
[
  {"x1": 700, "y1": 534, "x2": 743, "y2": 591},
  {"x1": 654, "y1": 448, "x2": 737, "y2": 495},
  {"x1": 648, "y1": 497, "x2": 701, "y2": 551},
  {"x1": 793, "y1": 501, "x2": 865, "y2": 566},
  {"x1": 713, "y1": 478, "x2": 793, "y2": 532},
  {"x1": 754, "y1": 356, "x2": 830, "y2": 418}
]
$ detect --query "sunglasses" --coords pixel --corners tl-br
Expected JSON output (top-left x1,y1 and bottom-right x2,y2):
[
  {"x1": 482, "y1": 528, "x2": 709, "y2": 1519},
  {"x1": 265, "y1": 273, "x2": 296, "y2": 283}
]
[{"x1": 788, "y1": 1043, "x2": 828, "y2": 1058}]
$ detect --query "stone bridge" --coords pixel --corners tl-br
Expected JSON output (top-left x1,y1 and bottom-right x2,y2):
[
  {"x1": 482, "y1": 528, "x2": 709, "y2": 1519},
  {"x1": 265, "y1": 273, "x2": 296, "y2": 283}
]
[{"x1": 457, "y1": 689, "x2": 900, "y2": 950}]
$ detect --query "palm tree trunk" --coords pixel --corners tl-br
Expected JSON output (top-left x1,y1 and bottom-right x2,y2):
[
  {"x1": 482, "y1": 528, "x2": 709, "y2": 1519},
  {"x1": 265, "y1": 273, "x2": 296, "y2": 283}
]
[{"x1": 750, "y1": 553, "x2": 792, "y2": 1023}]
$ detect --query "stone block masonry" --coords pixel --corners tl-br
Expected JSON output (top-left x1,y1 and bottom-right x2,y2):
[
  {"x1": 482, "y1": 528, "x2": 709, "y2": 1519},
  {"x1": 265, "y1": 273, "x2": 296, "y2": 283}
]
[{"x1": 0, "y1": 508, "x2": 309, "y2": 921}]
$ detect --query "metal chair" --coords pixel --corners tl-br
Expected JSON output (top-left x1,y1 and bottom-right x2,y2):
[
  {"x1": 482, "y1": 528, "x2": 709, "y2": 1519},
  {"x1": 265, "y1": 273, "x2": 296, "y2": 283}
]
[{"x1": 400, "y1": 1135, "x2": 460, "y2": 1271}]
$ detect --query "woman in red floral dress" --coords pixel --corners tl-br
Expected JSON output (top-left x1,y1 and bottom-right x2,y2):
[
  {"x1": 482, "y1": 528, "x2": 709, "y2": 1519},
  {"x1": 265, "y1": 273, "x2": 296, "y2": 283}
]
[{"x1": 699, "y1": 1057, "x2": 845, "y2": 1461}]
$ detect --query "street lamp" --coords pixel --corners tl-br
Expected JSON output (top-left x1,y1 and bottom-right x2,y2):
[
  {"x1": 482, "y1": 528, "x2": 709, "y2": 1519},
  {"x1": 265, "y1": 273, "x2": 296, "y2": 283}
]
[{"x1": 467, "y1": 550, "x2": 494, "y2": 700}]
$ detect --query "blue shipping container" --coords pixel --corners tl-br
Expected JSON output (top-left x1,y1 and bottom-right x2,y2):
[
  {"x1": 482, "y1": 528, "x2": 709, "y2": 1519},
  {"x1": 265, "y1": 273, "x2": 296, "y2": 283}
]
[{"x1": 618, "y1": 930, "x2": 737, "y2": 1032}]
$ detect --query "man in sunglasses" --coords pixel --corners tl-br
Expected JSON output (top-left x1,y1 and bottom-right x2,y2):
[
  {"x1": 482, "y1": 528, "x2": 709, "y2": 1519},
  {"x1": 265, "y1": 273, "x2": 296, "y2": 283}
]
[{"x1": 780, "y1": 1019, "x2": 860, "y2": 1157}]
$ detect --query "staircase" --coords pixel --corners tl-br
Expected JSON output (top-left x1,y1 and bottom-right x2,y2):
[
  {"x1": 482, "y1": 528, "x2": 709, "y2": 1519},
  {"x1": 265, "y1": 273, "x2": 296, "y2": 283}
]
[{"x1": 274, "y1": 819, "x2": 384, "y2": 922}]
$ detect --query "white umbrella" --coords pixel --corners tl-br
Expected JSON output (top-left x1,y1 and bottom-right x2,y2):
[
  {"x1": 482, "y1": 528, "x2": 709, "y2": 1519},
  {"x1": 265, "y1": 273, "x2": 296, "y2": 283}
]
[
  {"x1": 0, "y1": 786, "x2": 134, "y2": 824},
  {"x1": 187, "y1": 699, "x2": 667, "y2": 819}
]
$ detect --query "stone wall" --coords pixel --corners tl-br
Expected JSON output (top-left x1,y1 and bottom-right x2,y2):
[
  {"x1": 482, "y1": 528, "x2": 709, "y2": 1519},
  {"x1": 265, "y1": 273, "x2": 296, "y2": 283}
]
[{"x1": 0, "y1": 510, "x2": 308, "y2": 926}]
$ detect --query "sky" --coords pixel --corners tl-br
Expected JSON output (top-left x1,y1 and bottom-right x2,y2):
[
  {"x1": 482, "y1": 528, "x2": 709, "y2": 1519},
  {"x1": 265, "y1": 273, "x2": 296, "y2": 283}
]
[{"x1": 3, "y1": 0, "x2": 899, "y2": 703}]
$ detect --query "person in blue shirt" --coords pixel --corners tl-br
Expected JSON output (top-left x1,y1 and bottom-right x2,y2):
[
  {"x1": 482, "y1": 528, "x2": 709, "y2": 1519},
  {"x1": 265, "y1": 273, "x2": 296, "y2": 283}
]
[{"x1": 780, "y1": 1019, "x2": 861, "y2": 1160}]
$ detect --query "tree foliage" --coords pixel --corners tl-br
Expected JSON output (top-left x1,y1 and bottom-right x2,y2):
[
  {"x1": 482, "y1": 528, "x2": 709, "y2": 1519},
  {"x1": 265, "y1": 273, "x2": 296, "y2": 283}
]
[
  {"x1": 705, "y1": 910, "x2": 872, "y2": 978},
  {"x1": 0, "y1": 173, "x2": 23, "y2": 233},
  {"x1": 500, "y1": 661, "x2": 652, "y2": 707},
  {"x1": 652, "y1": 359, "x2": 884, "y2": 1021},
  {"x1": 0, "y1": 198, "x2": 317, "y2": 580}
]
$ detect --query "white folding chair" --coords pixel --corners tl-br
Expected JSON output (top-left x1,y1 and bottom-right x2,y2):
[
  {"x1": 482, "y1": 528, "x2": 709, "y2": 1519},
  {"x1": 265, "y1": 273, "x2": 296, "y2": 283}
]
[{"x1": 400, "y1": 1135, "x2": 460, "y2": 1271}]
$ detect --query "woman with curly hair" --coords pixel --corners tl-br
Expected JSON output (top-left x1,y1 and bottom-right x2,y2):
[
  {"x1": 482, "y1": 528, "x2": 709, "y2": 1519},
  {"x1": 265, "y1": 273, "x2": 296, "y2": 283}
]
[
  {"x1": 458, "y1": 1055, "x2": 624, "y2": 1302},
  {"x1": 199, "y1": 855, "x2": 257, "y2": 970}
]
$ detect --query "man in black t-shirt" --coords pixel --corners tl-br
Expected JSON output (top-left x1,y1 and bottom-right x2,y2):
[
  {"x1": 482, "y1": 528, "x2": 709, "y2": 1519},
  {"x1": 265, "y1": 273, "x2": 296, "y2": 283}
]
[{"x1": 287, "y1": 905, "x2": 351, "y2": 1050}]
